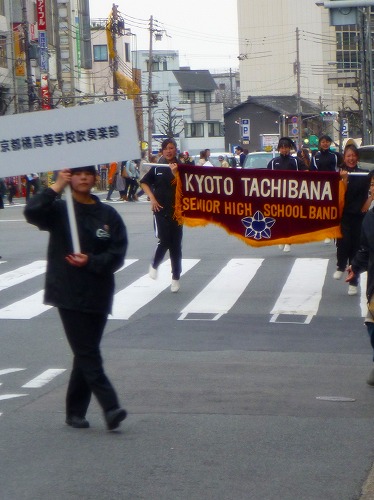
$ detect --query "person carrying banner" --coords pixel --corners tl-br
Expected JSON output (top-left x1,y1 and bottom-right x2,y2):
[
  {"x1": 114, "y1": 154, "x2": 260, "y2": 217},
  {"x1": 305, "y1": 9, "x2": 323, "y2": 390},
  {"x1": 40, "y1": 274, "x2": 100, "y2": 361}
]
[
  {"x1": 333, "y1": 143, "x2": 370, "y2": 295},
  {"x1": 267, "y1": 137, "x2": 306, "y2": 252},
  {"x1": 310, "y1": 135, "x2": 343, "y2": 172},
  {"x1": 24, "y1": 166, "x2": 128, "y2": 431},
  {"x1": 345, "y1": 171, "x2": 374, "y2": 384},
  {"x1": 267, "y1": 137, "x2": 306, "y2": 171},
  {"x1": 140, "y1": 138, "x2": 182, "y2": 293}
]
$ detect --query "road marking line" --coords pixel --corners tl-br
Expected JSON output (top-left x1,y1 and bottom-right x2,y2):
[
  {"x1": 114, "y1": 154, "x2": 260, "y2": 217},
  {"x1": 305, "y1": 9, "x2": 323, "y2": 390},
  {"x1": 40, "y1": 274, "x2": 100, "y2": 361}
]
[
  {"x1": 178, "y1": 258, "x2": 264, "y2": 321},
  {"x1": 0, "y1": 261, "x2": 46, "y2": 291},
  {"x1": 0, "y1": 290, "x2": 52, "y2": 319},
  {"x1": 360, "y1": 272, "x2": 368, "y2": 317},
  {"x1": 0, "y1": 394, "x2": 28, "y2": 401},
  {"x1": 0, "y1": 368, "x2": 26, "y2": 376},
  {"x1": 0, "y1": 260, "x2": 137, "y2": 319},
  {"x1": 110, "y1": 259, "x2": 200, "y2": 320},
  {"x1": 22, "y1": 369, "x2": 66, "y2": 388},
  {"x1": 270, "y1": 258, "x2": 328, "y2": 324}
]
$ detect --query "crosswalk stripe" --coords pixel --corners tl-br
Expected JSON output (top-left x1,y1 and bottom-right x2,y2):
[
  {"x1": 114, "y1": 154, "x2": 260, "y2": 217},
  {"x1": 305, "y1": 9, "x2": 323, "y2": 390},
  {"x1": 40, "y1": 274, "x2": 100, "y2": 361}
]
[
  {"x1": 178, "y1": 258, "x2": 264, "y2": 321},
  {"x1": 0, "y1": 258, "x2": 368, "y2": 322},
  {"x1": 0, "y1": 259, "x2": 138, "y2": 320},
  {"x1": 115, "y1": 259, "x2": 138, "y2": 274},
  {"x1": 270, "y1": 258, "x2": 328, "y2": 324},
  {"x1": 360, "y1": 272, "x2": 368, "y2": 317},
  {"x1": 22, "y1": 369, "x2": 66, "y2": 388},
  {"x1": 110, "y1": 258, "x2": 200, "y2": 320},
  {"x1": 0, "y1": 261, "x2": 46, "y2": 291},
  {"x1": 0, "y1": 368, "x2": 26, "y2": 376},
  {"x1": 0, "y1": 290, "x2": 51, "y2": 319},
  {"x1": 0, "y1": 394, "x2": 28, "y2": 401}
]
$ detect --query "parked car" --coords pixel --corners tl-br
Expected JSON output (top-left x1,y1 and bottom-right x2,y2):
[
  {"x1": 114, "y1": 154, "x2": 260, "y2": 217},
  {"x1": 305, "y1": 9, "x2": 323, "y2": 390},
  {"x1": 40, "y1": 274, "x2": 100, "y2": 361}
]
[
  {"x1": 358, "y1": 145, "x2": 374, "y2": 171},
  {"x1": 193, "y1": 152, "x2": 237, "y2": 167},
  {"x1": 243, "y1": 151, "x2": 274, "y2": 169}
]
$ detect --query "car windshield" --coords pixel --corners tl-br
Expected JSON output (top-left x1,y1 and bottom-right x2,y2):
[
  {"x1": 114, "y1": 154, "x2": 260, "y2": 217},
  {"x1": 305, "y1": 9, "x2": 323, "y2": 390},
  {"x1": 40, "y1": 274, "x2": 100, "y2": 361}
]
[
  {"x1": 193, "y1": 154, "x2": 236, "y2": 167},
  {"x1": 244, "y1": 153, "x2": 273, "y2": 169}
]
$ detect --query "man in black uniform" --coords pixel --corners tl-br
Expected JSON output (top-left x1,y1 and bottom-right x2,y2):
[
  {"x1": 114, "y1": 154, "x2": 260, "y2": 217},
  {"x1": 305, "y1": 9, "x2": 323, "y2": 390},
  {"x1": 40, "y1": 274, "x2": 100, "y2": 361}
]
[
  {"x1": 140, "y1": 138, "x2": 182, "y2": 292},
  {"x1": 310, "y1": 135, "x2": 342, "y2": 172},
  {"x1": 267, "y1": 137, "x2": 306, "y2": 252},
  {"x1": 267, "y1": 137, "x2": 306, "y2": 171}
]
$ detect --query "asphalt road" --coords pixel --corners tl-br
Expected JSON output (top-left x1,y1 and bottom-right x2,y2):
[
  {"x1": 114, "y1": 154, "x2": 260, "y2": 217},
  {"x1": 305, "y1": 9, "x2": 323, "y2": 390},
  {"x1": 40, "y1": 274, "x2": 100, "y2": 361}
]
[{"x1": 1, "y1": 196, "x2": 374, "y2": 500}]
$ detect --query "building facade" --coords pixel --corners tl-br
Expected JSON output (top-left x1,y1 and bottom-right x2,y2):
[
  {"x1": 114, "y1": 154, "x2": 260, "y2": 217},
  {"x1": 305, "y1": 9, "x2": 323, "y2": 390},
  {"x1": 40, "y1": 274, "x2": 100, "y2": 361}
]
[
  {"x1": 237, "y1": 0, "x2": 364, "y2": 114},
  {"x1": 133, "y1": 49, "x2": 225, "y2": 154}
]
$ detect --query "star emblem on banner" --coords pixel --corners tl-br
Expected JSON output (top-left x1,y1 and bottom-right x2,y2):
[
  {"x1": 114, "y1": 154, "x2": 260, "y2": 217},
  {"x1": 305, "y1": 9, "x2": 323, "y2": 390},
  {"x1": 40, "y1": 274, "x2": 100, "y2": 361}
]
[{"x1": 241, "y1": 210, "x2": 276, "y2": 240}]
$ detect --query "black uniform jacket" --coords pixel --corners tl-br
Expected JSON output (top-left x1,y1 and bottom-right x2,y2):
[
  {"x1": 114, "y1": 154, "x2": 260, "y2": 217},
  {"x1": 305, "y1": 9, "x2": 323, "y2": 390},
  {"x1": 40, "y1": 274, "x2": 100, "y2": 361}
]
[
  {"x1": 341, "y1": 166, "x2": 369, "y2": 216},
  {"x1": 140, "y1": 159, "x2": 177, "y2": 218},
  {"x1": 352, "y1": 209, "x2": 374, "y2": 301},
  {"x1": 310, "y1": 150, "x2": 342, "y2": 171},
  {"x1": 24, "y1": 188, "x2": 127, "y2": 314},
  {"x1": 267, "y1": 154, "x2": 305, "y2": 170}
]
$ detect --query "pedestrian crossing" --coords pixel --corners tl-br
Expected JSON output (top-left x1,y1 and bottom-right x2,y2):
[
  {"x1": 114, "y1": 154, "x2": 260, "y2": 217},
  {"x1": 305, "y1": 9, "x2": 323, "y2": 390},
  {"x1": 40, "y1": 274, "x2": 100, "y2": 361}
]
[
  {"x1": 0, "y1": 368, "x2": 66, "y2": 411},
  {"x1": 0, "y1": 258, "x2": 368, "y2": 323}
]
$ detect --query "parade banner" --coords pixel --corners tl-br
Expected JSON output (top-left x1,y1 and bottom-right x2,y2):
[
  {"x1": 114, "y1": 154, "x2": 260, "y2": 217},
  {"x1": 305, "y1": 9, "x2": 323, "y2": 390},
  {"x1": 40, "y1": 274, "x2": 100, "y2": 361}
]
[
  {"x1": 175, "y1": 165, "x2": 346, "y2": 247},
  {"x1": 0, "y1": 100, "x2": 140, "y2": 177}
]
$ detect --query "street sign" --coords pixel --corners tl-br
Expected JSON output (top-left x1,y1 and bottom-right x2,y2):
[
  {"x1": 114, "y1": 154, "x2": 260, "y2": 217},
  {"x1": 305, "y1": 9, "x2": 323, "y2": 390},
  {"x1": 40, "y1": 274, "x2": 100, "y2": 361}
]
[
  {"x1": 0, "y1": 100, "x2": 140, "y2": 176},
  {"x1": 241, "y1": 118, "x2": 250, "y2": 141},
  {"x1": 341, "y1": 118, "x2": 349, "y2": 138}
]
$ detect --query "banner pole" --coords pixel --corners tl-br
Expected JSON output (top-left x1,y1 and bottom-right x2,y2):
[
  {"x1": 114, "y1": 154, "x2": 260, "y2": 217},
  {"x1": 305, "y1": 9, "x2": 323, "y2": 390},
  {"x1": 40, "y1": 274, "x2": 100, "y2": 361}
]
[{"x1": 64, "y1": 184, "x2": 81, "y2": 253}]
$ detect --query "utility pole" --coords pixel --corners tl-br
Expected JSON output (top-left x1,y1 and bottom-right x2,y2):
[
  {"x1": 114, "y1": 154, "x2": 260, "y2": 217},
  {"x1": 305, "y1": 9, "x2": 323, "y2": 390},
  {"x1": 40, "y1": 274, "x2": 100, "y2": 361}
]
[
  {"x1": 147, "y1": 15, "x2": 154, "y2": 158},
  {"x1": 366, "y1": 7, "x2": 374, "y2": 143},
  {"x1": 229, "y1": 68, "x2": 234, "y2": 108},
  {"x1": 359, "y1": 8, "x2": 370, "y2": 144},
  {"x1": 295, "y1": 27, "x2": 302, "y2": 148},
  {"x1": 111, "y1": 4, "x2": 119, "y2": 101},
  {"x1": 21, "y1": 0, "x2": 35, "y2": 111}
]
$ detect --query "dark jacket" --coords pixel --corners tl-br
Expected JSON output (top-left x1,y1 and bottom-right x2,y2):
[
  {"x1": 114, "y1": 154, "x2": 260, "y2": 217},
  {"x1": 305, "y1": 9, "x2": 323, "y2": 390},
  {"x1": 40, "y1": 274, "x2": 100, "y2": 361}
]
[
  {"x1": 140, "y1": 158, "x2": 177, "y2": 217},
  {"x1": 341, "y1": 166, "x2": 369, "y2": 216},
  {"x1": 310, "y1": 149, "x2": 342, "y2": 172},
  {"x1": 267, "y1": 154, "x2": 305, "y2": 170},
  {"x1": 352, "y1": 208, "x2": 374, "y2": 301},
  {"x1": 24, "y1": 188, "x2": 127, "y2": 314}
]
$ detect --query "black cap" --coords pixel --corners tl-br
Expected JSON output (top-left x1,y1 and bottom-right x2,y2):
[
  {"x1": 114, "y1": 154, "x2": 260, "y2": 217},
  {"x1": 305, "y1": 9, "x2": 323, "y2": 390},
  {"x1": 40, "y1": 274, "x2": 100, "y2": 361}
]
[
  {"x1": 71, "y1": 165, "x2": 96, "y2": 175},
  {"x1": 277, "y1": 137, "x2": 295, "y2": 150}
]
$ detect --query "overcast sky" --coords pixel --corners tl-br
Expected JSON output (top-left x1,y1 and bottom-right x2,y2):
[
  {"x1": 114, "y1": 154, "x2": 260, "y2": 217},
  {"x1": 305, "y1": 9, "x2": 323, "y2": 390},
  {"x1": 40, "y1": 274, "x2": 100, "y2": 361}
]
[{"x1": 89, "y1": 0, "x2": 239, "y2": 72}]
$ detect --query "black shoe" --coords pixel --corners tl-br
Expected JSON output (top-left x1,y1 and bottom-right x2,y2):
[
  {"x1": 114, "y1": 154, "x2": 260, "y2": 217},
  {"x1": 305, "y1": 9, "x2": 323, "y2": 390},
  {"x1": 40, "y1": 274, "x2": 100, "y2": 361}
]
[
  {"x1": 66, "y1": 416, "x2": 90, "y2": 428},
  {"x1": 105, "y1": 408, "x2": 127, "y2": 430}
]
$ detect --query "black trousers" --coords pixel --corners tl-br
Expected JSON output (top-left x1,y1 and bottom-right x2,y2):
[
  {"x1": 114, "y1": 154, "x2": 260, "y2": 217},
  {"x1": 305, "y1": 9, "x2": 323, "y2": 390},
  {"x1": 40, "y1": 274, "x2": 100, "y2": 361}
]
[
  {"x1": 336, "y1": 213, "x2": 364, "y2": 286},
  {"x1": 153, "y1": 213, "x2": 183, "y2": 280},
  {"x1": 58, "y1": 308, "x2": 120, "y2": 418},
  {"x1": 126, "y1": 178, "x2": 138, "y2": 200}
]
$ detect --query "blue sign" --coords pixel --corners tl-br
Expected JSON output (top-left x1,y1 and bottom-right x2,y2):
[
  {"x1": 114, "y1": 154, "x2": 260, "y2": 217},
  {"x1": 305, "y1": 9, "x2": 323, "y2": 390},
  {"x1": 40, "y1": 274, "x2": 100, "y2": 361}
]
[
  {"x1": 39, "y1": 31, "x2": 49, "y2": 72},
  {"x1": 341, "y1": 118, "x2": 349, "y2": 138},
  {"x1": 241, "y1": 118, "x2": 250, "y2": 141}
]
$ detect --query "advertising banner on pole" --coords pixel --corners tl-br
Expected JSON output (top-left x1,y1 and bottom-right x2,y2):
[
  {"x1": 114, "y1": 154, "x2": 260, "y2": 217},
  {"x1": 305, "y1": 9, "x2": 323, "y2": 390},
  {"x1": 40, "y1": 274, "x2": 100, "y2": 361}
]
[{"x1": 0, "y1": 100, "x2": 140, "y2": 177}]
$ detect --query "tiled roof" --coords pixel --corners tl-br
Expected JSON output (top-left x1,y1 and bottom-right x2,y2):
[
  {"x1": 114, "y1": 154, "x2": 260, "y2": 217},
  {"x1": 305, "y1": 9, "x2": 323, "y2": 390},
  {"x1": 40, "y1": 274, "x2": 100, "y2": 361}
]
[{"x1": 172, "y1": 70, "x2": 217, "y2": 91}]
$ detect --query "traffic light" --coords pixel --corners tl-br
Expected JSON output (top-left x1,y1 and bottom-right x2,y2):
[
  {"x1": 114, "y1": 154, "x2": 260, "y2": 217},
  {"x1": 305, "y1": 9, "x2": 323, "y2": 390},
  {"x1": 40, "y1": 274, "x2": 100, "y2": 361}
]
[{"x1": 320, "y1": 111, "x2": 338, "y2": 121}]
